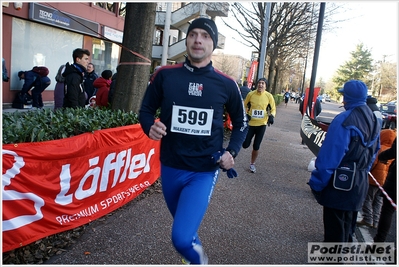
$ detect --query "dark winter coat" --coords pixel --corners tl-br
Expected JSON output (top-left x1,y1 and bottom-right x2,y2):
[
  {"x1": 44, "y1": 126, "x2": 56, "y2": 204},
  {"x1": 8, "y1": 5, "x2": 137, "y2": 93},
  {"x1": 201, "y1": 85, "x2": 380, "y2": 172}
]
[
  {"x1": 309, "y1": 104, "x2": 381, "y2": 211},
  {"x1": 62, "y1": 62, "x2": 86, "y2": 108},
  {"x1": 84, "y1": 71, "x2": 99, "y2": 102},
  {"x1": 239, "y1": 85, "x2": 250, "y2": 100}
]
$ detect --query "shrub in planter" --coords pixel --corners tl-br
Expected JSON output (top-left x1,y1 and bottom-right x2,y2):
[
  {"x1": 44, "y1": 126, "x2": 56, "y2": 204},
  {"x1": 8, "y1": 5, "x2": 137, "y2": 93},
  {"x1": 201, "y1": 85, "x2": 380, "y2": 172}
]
[{"x1": 2, "y1": 108, "x2": 145, "y2": 144}]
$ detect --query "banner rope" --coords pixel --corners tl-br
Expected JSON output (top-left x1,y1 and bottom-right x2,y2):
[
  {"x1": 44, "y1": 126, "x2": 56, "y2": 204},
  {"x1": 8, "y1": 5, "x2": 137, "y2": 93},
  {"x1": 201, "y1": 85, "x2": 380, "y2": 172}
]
[
  {"x1": 47, "y1": 3, "x2": 151, "y2": 64},
  {"x1": 368, "y1": 172, "x2": 397, "y2": 210}
]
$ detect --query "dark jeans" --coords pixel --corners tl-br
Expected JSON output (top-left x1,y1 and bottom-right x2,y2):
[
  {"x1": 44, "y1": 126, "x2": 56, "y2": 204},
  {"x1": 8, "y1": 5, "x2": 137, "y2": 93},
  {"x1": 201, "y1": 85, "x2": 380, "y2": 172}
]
[
  {"x1": 374, "y1": 170, "x2": 396, "y2": 242},
  {"x1": 323, "y1": 206, "x2": 354, "y2": 242},
  {"x1": 374, "y1": 197, "x2": 396, "y2": 242},
  {"x1": 31, "y1": 87, "x2": 45, "y2": 108},
  {"x1": 30, "y1": 79, "x2": 50, "y2": 108}
]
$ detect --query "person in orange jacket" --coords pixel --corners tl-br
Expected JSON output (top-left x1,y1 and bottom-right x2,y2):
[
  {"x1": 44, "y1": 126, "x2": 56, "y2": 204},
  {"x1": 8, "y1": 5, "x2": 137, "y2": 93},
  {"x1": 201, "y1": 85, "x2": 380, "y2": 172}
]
[
  {"x1": 358, "y1": 129, "x2": 397, "y2": 228},
  {"x1": 93, "y1": 70, "x2": 112, "y2": 108}
]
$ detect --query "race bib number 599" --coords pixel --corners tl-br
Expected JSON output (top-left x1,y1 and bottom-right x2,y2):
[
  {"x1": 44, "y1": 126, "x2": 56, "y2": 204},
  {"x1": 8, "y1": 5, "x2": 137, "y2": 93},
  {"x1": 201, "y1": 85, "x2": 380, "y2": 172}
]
[{"x1": 171, "y1": 105, "x2": 213, "y2": 136}]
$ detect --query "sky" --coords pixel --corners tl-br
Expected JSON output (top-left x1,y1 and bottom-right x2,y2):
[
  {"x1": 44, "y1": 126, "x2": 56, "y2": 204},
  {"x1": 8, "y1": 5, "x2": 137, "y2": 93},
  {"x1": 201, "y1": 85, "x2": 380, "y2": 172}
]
[{"x1": 215, "y1": 1, "x2": 398, "y2": 81}]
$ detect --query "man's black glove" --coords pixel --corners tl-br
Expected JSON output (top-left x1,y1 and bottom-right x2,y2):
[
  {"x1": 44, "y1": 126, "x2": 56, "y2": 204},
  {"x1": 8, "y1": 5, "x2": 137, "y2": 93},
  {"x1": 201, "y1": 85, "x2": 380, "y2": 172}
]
[{"x1": 267, "y1": 115, "x2": 274, "y2": 126}]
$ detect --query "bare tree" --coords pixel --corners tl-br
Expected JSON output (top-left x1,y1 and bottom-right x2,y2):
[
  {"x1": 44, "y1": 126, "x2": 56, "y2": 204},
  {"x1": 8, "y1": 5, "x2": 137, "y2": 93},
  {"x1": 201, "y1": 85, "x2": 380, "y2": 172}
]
[
  {"x1": 212, "y1": 53, "x2": 249, "y2": 82},
  {"x1": 223, "y1": 2, "x2": 342, "y2": 94},
  {"x1": 370, "y1": 58, "x2": 397, "y2": 101},
  {"x1": 379, "y1": 61, "x2": 397, "y2": 99},
  {"x1": 111, "y1": 3, "x2": 157, "y2": 113}
]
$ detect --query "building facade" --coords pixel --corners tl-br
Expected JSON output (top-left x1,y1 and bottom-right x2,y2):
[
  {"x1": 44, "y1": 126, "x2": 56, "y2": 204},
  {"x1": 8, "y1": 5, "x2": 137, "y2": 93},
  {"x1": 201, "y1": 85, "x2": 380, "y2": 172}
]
[{"x1": 2, "y1": 2, "x2": 229, "y2": 107}]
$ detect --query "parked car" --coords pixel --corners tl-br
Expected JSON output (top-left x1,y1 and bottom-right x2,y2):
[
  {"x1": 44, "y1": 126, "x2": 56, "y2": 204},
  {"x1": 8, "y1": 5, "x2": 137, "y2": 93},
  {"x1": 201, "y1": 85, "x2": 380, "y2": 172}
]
[
  {"x1": 380, "y1": 100, "x2": 397, "y2": 129},
  {"x1": 325, "y1": 95, "x2": 331, "y2": 102}
]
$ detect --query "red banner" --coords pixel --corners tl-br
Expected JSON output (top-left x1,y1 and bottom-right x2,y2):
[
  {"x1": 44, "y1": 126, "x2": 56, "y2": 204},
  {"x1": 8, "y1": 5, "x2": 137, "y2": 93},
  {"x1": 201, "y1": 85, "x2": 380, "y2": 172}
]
[
  {"x1": 300, "y1": 87, "x2": 329, "y2": 156},
  {"x1": 2, "y1": 124, "x2": 161, "y2": 252},
  {"x1": 247, "y1": 61, "x2": 258, "y2": 89},
  {"x1": 302, "y1": 87, "x2": 320, "y2": 119},
  {"x1": 224, "y1": 113, "x2": 233, "y2": 130}
]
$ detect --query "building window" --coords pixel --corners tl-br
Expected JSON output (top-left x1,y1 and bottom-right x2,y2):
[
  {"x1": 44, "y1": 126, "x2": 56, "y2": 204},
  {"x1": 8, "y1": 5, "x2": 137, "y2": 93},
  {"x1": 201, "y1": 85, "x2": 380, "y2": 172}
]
[
  {"x1": 93, "y1": 2, "x2": 116, "y2": 13},
  {"x1": 119, "y1": 2, "x2": 126, "y2": 17},
  {"x1": 11, "y1": 18, "x2": 82, "y2": 91},
  {"x1": 154, "y1": 28, "x2": 162, "y2": 46},
  {"x1": 93, "y1": 2, "x2": 126, "y2": 17},
  {"x1": 91, "y1": 38, "x2": 121, "y2": 75}
]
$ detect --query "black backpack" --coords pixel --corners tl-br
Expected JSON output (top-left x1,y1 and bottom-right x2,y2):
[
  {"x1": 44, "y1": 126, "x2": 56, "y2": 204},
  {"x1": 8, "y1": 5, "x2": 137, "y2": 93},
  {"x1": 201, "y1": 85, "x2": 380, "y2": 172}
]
[{"x1": 12, "y1": 92, "x2": 32, "y2": 109}]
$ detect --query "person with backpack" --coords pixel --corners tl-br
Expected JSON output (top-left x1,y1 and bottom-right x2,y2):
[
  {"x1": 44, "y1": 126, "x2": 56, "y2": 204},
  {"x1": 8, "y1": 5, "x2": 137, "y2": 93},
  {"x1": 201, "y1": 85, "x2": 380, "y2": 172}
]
[
  {"x1": 308, "y1": 80, "x2": 381, "y2": 243},
  {"x1": 17, "y1": 67, "x2": 51, "y2": 109}
]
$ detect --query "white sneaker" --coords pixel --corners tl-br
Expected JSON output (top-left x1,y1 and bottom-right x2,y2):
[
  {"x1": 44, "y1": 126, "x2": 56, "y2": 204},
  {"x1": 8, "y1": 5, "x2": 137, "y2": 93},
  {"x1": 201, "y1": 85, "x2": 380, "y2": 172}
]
[
  {"x1": 249, "y1": 164, "x2": 256, "y2": 173},
  {"x1": 181, "y1": 258, "x2": 190, "y2": 265}
]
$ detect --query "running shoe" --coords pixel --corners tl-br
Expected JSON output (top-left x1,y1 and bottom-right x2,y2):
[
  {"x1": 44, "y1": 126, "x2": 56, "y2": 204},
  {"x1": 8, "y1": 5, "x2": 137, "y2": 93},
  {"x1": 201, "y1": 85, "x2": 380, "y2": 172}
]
[{"x1": 249, "y1": 164, "x2": 256, "y2": 173}]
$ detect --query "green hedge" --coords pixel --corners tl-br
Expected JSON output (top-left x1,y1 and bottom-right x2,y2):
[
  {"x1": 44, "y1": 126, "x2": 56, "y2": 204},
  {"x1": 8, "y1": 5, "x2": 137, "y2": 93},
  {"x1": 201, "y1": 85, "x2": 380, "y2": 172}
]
[
  {"x1": 2, "y1": 108, "x2": 141, "y2": 144},
  {"x1": 275, "y1": 94, "x2": 283, "y2": 105}
]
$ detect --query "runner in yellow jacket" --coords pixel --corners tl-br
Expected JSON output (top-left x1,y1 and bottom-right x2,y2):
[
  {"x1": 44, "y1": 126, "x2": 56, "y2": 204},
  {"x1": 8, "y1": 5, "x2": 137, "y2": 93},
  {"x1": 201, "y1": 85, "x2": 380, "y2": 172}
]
[{"x1": 242, "y1": 78, "x2": 276, "y2": 173}]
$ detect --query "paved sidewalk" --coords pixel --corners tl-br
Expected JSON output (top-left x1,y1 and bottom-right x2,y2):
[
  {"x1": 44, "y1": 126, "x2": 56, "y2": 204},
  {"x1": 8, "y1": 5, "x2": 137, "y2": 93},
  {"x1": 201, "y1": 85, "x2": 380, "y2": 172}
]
[
  {"x1": 6, "y1": 101, "x2": 395, "y2": 264},
  {"x1": 2, "y1": 103, "x2": 54, "y2": 113}
]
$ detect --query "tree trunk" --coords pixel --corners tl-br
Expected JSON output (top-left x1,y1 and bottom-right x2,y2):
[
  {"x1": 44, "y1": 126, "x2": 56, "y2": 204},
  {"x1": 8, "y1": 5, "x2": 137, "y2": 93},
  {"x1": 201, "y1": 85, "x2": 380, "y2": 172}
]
[
  {"x1": 267, "y1": 47, "x2": 279, "y2": 94},
  {"x1": 111, "y1": 3, "x2": 157, "y2": 113}
]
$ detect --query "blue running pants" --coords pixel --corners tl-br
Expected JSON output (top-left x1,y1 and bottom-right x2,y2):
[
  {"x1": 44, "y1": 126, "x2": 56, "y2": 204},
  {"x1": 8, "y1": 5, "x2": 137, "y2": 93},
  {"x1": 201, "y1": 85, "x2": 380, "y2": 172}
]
[{"x1": 161, "y1": 164, "x2": 219, "y2": 264}]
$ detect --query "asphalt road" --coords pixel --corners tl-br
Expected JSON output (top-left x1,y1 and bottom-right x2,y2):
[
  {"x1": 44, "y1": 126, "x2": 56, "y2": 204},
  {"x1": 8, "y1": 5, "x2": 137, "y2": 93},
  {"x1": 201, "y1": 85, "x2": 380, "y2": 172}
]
[{"x1": 15, "y1": 100, "x2": 394, "y2": 265}]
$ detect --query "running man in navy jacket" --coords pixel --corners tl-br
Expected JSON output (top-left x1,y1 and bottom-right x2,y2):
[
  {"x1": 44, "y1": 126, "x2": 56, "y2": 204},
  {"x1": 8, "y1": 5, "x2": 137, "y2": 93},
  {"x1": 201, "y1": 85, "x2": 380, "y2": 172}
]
[{"x1": 139, "y1": 17, "x2": 248, "y2": 264}]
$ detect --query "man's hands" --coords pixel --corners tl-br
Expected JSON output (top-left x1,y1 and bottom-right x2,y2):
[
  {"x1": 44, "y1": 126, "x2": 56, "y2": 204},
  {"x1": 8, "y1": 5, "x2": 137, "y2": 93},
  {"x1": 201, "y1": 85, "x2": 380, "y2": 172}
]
[
  {"x1": 149, "y1": 121, "x2": 167, "y2": 140},
  {"x1": 267, "y1": 115, "x2": 274, "y2": 126},
  {"x1": 211, "y1": 149, "x2": 238, "y2": 178},
  {"x1": 219, "y1": 150, "x2": 235, "y2": 171}
]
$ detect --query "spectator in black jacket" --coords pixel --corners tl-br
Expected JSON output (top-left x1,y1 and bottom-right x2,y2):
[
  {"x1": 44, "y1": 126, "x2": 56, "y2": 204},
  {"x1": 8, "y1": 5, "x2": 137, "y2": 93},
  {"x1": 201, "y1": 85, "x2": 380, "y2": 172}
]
[
  {"x1": 299, "y1": 95, "x2": 322, "y2": 145},
  {"x1": 299, "y1": 94, "x2": 322, "y2": 118},
  {"x1": 108, "y1": 72, "x2": 117, "y2": 107},
  {"x1": 239, "y1": 80, "x2": 251, "y2": 100},
  {"x1": 83, "y1": 63, "x2": 98, "y2": 105},
  {"x1": 62, "y1": 48, "x2": 90, "y2": 108}
]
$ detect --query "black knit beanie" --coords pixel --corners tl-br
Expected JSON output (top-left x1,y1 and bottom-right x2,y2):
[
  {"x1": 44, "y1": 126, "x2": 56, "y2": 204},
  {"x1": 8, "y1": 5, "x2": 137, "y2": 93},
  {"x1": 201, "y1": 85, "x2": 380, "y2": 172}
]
[
  {"x1": 367, "y1": 96, "x2": 379, "y2": 112},
  {"x1": 187, "y1": 17, "x2": 218, "y2": 50},
  {"x1": 257, "y1": 78, "x2": 269, "y2": 87}
]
